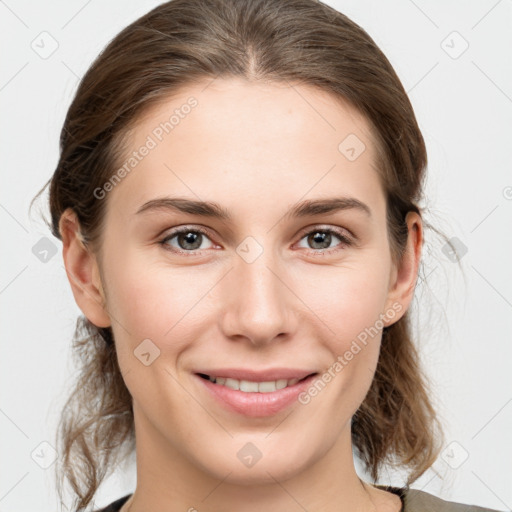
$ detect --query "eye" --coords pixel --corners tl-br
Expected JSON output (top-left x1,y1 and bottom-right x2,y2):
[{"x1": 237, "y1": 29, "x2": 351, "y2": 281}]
[
  {"x1": 296, "y1": 227, "x2": 352, "y2": 254},
  {"x1": 159, "y1": 226, "x2": 215, "y2": 255},
  {"x1": 158, "y1": 225, "x2": 353, "y2": 257}
]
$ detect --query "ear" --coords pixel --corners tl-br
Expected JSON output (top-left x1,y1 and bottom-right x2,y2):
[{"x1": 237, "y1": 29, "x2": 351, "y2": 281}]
[
  {"x1": 59, "y1": 208, "x2": 111, "y2": 328},
  {"x1": 383, "y1": 211, "x2": 423, "y2": 326}
]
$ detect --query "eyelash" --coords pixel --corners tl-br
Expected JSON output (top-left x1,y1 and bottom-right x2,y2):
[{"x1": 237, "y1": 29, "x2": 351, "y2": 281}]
[{"x1": 158, "y1": 225, "x2": 353, "y2": 257}]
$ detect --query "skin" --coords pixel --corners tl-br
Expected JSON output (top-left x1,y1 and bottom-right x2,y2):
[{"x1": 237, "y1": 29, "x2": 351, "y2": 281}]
[{"x1": 59, "y1": 77, "x2": 422, "y2": 512}]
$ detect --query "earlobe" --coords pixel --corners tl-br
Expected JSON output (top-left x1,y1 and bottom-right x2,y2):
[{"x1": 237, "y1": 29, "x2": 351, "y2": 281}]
[
  {"x1": 59, "y1": 208, "x2": 111, "y2": 328},
  {"x1": 383, "y1": 211, "x2": 423, "y2": 326}
]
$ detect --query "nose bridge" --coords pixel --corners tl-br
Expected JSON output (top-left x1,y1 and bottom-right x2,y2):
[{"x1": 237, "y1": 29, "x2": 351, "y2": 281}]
[{"x1": 220, "y1": 240, "x2": 295, "y2": 345}]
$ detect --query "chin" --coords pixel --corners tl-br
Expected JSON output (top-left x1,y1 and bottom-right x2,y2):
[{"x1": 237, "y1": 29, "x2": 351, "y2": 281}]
[{"x1": 194, "y1": 437, "x2": 318, "y2": 486}]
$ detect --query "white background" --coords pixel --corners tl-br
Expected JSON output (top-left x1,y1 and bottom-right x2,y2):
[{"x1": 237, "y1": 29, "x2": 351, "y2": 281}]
[{"x1": 1, "y1": 0, "x2": 511, "y2": 511}]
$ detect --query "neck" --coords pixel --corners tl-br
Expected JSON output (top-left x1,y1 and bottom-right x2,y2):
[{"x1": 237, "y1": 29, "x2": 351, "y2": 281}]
[{"x1": 123, "y1": 406, "x2": 383, "y2": 512}]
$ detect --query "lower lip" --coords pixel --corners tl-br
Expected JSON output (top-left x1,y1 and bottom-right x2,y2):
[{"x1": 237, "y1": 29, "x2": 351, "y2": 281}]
[{"x1": 195, "y1": 374, "x2": 317, "y2": 417}]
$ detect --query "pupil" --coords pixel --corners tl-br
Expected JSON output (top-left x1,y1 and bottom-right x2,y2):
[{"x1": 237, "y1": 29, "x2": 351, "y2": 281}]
[
  {"x1": 309, "y1": 231, "x2": 330, "y2": 249},
  {"x1": 179, "y1": 232, "x2": 202, "y2": 250}
]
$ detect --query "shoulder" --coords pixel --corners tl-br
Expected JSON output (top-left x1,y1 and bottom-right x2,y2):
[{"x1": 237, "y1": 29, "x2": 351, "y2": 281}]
[
  {"x1": 90, "y1": 489, "x2": 506, "y2": 512},
  {"x1": 403, "y1": 488, "x2": 505, "y2": 512},
  {"x1": 93, "y1": 493, "x2": 132, "y2": 512}
]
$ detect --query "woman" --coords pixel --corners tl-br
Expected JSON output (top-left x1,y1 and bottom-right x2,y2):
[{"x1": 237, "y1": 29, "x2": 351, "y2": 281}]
[{"x1": 36, "y1": 0, "x2": 503, "y2": 510}]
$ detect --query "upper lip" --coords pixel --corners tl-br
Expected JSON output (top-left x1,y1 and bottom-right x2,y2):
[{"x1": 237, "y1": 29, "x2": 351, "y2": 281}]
[{"x1": 194, "y1": 368, "x2": 317, "y2": 382}]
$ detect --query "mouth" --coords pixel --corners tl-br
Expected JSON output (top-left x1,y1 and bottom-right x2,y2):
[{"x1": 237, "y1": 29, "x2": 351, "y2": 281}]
[
  {"x1": 194, "y1": 370, "x2": 319, "y2": 417},
  {"x1": 196, "y1": 372, "x2": 317, "y2": 393}
]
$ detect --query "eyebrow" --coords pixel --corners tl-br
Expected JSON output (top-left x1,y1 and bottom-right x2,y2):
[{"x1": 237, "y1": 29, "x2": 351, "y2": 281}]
[{"x1": 134, "y1": 196, "x2": 372, "y2": 220}]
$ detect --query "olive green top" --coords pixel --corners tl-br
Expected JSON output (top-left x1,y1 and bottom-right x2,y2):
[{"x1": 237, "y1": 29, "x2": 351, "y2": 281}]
[
  {"x1": 374, "y1": 484, "x2": 504, "y2": 512},
  {"x1": 95, "y1": 487, "x2": 505, "y2": 511}
]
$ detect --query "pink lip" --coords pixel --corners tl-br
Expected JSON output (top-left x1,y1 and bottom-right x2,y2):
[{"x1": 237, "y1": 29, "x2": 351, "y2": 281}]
[{"x1": 194, "y1": 372, "x2": 318, "y2": 417}]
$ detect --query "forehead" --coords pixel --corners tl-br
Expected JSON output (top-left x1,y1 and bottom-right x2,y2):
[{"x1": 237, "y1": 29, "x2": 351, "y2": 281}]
[{"x1": 106, "y1": 77, "x2": 384, "y2": 219}]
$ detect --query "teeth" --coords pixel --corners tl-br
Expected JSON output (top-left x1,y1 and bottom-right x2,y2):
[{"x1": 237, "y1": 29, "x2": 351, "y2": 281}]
[
  {"x1": 207, "y1": 375, "x2": 303, "y2": 393},
  {"x1": 240, "y1": 380, "x2": 259, "y2": 392}
]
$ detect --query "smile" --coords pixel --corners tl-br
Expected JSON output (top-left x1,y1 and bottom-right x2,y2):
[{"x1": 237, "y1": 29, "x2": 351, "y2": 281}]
[
  {"x1": 197, "y1": 373, "x2": 314, "y2": 393},
  {"x1": 195, "y1": 371, "x2": 319, "y2": 417}
]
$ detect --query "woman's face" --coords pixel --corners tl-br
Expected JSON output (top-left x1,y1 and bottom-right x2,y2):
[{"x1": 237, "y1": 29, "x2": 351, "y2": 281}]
[{"x1": 68, "y1": 77, "x2": 419, "y2": 486}]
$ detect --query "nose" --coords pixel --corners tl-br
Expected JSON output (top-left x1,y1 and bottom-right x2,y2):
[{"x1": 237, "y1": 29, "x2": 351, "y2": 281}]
[{"x1": 219, "y1": 248, "x2": 298, "y2": 347}]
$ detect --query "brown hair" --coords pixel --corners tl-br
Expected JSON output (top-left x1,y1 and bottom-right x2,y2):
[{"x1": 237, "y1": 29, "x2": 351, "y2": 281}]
[{"x1": 32, "y1": 0, "x2": 445, "y2": 509}]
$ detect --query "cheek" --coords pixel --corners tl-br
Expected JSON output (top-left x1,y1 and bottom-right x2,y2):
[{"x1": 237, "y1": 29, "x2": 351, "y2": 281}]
[
  {"x1": 299, "y1": 254, "x2": 391, "y2": 400},
  {"x1": 304, "y1": 266, "x2": 389, "y2": 402},
  {"x1": 301, "y1": 254, "x2": 392, "y2": 342},
  {"x1": 104, "y1": 252, "x2": 219, "y2": 352}
]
